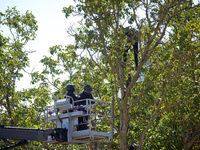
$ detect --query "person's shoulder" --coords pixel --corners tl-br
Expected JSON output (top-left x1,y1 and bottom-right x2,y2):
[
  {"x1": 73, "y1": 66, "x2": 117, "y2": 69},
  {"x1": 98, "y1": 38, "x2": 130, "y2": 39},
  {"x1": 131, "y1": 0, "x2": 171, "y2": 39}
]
[
  {"x1": 67, "y1": 92, "x2": 73, "y2": 96},
  {"x1": 79, "y1": 91, "x2": 85, "y2": 95},
  {"x1": 90, "y1": 94, "x2": 94, "y2": 99},
  {"x1": 72, "y1": 93, "x2": 77, "y2": 96},
  {"x1": 77, "y1": 91, "x2": 84, "y2": 98}
]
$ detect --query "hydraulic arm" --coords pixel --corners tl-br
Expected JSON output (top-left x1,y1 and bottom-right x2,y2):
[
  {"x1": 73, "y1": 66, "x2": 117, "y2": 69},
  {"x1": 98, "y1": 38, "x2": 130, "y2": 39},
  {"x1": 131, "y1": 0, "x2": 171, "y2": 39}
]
[{"x1": 0, "y1": 125, "x2": 53, "y2": 141}]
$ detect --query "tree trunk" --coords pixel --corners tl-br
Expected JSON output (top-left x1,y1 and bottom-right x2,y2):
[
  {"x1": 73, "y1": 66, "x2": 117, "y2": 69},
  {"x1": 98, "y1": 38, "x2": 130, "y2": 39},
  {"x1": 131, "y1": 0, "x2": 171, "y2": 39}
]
[{"x1": 120, "y1": 97, "x2": 129, "y2": 150}]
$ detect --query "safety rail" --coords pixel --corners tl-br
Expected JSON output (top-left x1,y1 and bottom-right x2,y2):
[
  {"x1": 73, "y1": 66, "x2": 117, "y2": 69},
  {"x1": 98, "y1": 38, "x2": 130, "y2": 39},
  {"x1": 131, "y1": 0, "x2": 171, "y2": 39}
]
[{"x1": 43, "y1": 95, "x2": 113, "y2": 144}]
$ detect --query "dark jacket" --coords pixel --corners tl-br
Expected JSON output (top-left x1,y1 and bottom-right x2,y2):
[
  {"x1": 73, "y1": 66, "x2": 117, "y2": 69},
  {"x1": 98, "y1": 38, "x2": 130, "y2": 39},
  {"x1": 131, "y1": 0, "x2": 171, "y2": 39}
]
[
  {"x1": 66, "y1": 92, "x2": 77, "y2": 104},
  {"x1": 76, "y1": 91, "x2": 94, "y2": 105}
]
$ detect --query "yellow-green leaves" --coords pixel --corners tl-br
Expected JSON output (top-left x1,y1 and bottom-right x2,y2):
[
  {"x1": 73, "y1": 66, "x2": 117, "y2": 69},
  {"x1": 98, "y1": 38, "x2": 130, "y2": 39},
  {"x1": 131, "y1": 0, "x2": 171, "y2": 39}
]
[{"x1": 63, "y1": 5, "x2": 74, "y2": 19}]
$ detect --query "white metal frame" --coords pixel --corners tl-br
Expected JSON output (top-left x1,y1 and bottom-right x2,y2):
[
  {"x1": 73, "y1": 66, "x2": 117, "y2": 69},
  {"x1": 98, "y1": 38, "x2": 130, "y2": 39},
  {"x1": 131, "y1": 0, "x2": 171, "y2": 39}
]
[{"x1": 44, "y1": 95, "x2": 113, "y2": 144}]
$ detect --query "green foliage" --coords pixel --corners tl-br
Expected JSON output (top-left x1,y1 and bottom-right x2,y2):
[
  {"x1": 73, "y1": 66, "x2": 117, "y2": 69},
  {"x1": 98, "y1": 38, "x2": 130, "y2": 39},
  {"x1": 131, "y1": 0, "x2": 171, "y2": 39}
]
[
  {"x1": 0, "y1": 4, "x2": 41, "y2": 140},
  {"x1": 0, "y1": 7, "x2": 53, "y2": 149},
  {"x1": 1, "y1": 1, "x2": 199, "y2": 150},
  {"x1": 59, "y1": 0, "x2": 200, "y2": 149},
  {"x1": 63, "y1": 5, "x2": 74, "y2": 19}
]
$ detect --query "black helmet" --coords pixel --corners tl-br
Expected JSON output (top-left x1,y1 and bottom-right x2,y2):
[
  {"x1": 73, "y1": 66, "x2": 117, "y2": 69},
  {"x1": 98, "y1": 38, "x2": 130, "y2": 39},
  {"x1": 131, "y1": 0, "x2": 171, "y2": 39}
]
[
  {"x1": 83, "y1": 84, "x2": 92, "y2": 93},
  {"x1": 66, "y1": 84, "x2": 75, "y2": 92}
]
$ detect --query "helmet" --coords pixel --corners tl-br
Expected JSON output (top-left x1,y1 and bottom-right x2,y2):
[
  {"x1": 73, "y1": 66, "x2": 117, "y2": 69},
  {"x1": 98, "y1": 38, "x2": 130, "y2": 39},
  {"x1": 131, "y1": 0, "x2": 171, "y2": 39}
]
[
  {"x1": 83, "y1": 84, "x2": 92, "y2": 93},
  {"x1": 66, "y1": 84, "x2": 75, "y2": 92}
]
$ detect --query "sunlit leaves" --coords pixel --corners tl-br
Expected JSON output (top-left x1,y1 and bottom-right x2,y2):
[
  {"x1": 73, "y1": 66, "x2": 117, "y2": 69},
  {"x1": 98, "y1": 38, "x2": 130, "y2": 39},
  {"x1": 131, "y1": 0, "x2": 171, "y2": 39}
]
[
  {"x1": 63, "y1": 5, "x2": 74, "y2": 19},
  {"x1": 0, "y1": 7, "x2": 38, "y2": 128},
  {"x1": 2, "y1": 7, "x2": 38, "y2": 43},
  {"x1": 61, "y1": 0, "x2": 200, "y2": 149}
]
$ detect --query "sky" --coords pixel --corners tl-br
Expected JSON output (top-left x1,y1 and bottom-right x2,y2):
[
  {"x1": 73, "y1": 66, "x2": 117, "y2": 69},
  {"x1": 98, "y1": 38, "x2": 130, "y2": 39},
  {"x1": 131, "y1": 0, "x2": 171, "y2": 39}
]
[{"x1": 0, "y1": 0, "x2": 77, "y2": 90}]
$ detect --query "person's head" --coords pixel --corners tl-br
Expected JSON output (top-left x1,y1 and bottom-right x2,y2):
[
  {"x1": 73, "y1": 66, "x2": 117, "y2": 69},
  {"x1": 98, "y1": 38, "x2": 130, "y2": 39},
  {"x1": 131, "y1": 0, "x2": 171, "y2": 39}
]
[
  {"x1": 66, "y1": 84, "x2": 75, "y2": 92},
  {"x1": 125, "y1": 27, "x2": 139, "y2": 43},
  {"x1": 83, "y1": 84, "x2": 92, "y2": 93}
]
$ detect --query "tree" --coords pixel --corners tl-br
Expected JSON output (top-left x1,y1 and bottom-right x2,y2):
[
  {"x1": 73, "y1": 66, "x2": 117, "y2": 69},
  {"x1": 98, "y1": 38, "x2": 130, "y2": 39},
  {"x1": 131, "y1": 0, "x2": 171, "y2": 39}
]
[
  {"x1": 25, "y1": 0, "x2": 199, "y2": 149},
  {"x1": 0, "y1": 6, "x2": 38, "y2": 125},
  {"x1": 165, "y1": 3, "x2": 200, "y2": 149},
  {"x1": 61, "y1": 0, "x2": 200, "y2": 149},
  {"x1": 0, "y1": 7, "x2": 55, "y2": 149},
  {"x1": 33, "y1": 44, "x2": 108, "y2": 99}
]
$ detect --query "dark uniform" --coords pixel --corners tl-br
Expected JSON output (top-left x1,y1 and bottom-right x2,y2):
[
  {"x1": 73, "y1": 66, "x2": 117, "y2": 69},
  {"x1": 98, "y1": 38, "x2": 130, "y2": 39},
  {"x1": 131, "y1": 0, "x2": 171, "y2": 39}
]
[
  {"x1": 66, "y1": 91, "x2": 77, "y2": 104},
  {"x1": 124, "y1": 27, "x2": 139, "y2": 68},
  {"x1": 75, "y1": 84, "x2": 94, "y2": 131},
  {"x1": 76, "y1": 91, "x2": 94, "y2": 105},
  {"x1": 124, "y1": 28, "x2": 139, "y2": 87},
  {"x1": 64, "y1": 84, "x2": 77, "y2": 113}
]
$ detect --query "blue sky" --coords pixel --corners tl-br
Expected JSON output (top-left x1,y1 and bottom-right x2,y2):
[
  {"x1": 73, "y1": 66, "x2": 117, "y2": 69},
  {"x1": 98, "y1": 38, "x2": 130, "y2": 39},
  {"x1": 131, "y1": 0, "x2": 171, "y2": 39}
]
[{"x1": 0, "y1": 0, "x2": 77, "y2": 90}]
